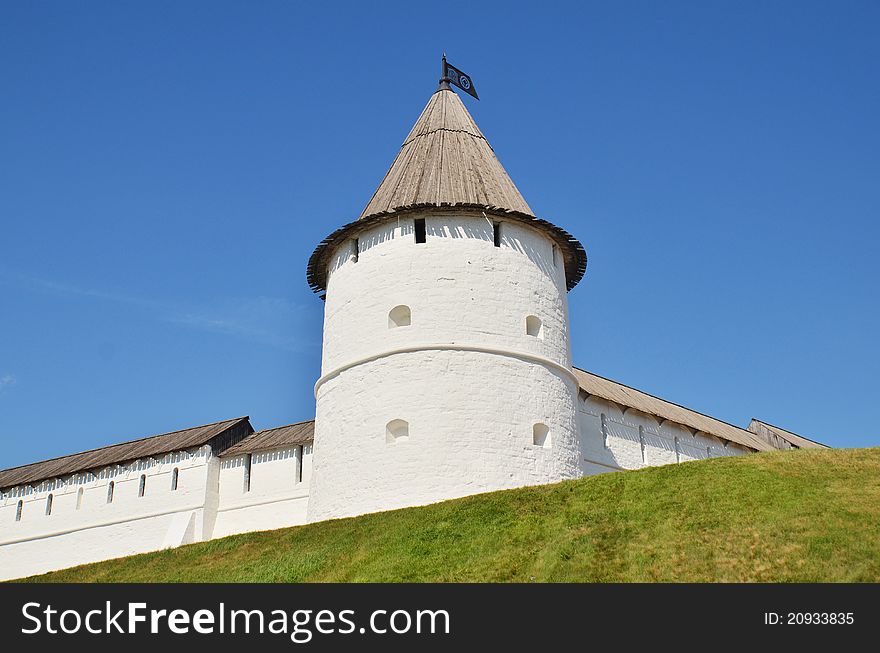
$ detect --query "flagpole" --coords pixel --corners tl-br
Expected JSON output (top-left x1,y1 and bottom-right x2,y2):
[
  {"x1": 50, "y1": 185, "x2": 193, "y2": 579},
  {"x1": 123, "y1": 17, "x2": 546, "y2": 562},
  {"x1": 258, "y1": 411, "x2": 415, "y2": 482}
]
[{"x1": 439, "y1": 53, "x2": 451, "y2": 91}]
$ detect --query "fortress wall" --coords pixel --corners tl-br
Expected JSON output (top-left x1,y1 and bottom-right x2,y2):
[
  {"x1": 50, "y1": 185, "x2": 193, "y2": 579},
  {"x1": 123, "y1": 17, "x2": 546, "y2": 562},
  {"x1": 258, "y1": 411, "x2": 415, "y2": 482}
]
[
  {"x1": 0, "y1": 448, "x2": 215, "y2": 580},
  {"x1": 0, "y1": 441, "x2": 320, "y2": 580},
  {"x1": 578, "y1": 395, "x2": 749, "y2": 475},
  {"x1": 212, "y1": 444, "x2": 313, "y2": 538}
]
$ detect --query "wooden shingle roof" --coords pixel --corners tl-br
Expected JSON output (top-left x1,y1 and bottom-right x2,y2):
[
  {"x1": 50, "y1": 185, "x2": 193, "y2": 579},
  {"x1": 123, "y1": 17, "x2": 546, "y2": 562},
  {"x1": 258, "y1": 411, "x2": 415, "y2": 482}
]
[
  {"x1": 307, "y1": 87, "x2": 587, "y2": 295},
  {"x1": 359, "y1": 88, "x2": 533, "y2": 217},
  {"x1": 222, "y1": 420, "x2": 315, "y2": 456},
  {"x1": 0, "y1": 417, "x2": 253, "y2": 491}
]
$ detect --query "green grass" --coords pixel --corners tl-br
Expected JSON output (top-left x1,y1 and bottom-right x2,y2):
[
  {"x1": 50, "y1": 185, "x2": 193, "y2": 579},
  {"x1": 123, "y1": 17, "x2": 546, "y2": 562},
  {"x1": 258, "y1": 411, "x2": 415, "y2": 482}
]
[{"x1": 18, "y1": 447, "x2": 880, "y2": 582}]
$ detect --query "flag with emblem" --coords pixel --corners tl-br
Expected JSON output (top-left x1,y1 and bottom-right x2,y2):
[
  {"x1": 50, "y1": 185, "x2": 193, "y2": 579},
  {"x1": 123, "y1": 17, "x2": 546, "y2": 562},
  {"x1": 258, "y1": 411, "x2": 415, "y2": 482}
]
[{"x1": 443, "y1": 58, "x2": 479, "y2": 100}]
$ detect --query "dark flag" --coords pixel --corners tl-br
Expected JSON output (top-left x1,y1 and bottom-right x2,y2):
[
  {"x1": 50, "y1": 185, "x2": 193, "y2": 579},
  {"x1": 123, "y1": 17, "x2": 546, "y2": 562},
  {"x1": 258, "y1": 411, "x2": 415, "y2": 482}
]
[{"x1": 443, "y1": 58, "x2": 479, "y2": 100}]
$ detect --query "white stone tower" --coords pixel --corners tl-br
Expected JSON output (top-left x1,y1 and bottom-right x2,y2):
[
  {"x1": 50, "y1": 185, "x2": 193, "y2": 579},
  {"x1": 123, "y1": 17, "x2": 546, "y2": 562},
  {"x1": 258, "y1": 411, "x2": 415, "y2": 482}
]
[{"x1": 305, "y1": 72, "x2": 587, "y2": 521}]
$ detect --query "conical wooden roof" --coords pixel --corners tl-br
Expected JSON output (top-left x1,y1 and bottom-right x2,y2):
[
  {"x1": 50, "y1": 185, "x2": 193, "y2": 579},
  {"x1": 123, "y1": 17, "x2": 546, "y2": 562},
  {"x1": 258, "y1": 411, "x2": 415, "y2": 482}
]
[
  {"x1": 360, "y1": 88, "x2": 533, "y2": 218},
  {"x1": 307, "y1": 87, "x2": 587, "y2": 295}
]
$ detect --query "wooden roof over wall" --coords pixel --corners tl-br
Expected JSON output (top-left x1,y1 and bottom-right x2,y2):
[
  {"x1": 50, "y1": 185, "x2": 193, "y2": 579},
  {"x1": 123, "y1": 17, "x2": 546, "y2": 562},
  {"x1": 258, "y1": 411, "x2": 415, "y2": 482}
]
[
  {"x1": 0, "y1": 417, "x2": 253, "y2": 491},
  {"x1": 222, "y1": 420, "x2": 315, "y2": 456}
]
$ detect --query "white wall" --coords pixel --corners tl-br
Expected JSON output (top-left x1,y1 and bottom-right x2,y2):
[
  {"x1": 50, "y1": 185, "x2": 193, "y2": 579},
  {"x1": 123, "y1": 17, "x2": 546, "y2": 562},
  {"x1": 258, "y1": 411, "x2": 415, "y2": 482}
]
[
  {"x1": 213, "y1": 444, "x2": 313, "y2": 538},
  {"x1": 0, "y1": 447, "x2": 215, "y2": 581},
  {"x1": 309, "y1": 212, "x2": 581, "y2": 521},
  {"x1": 319, "y1": 214, "x2": 572, "y2": 374},
  {"x1": 0, "y1": 442, "x2": 317, "y2": 580},
  {"x1": 577, "y1": 394, "x2": 749, "y2": 475}
]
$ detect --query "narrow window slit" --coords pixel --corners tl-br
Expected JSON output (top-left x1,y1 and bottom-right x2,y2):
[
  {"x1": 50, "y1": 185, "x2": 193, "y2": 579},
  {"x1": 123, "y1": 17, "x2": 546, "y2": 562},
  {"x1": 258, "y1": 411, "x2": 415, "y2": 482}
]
[
  {"x1": 243, "y1": 454, "x2": 252, "y2": 493},
  {"x1": 414, "y1": 218, "x2": 426, "y2": 244}
]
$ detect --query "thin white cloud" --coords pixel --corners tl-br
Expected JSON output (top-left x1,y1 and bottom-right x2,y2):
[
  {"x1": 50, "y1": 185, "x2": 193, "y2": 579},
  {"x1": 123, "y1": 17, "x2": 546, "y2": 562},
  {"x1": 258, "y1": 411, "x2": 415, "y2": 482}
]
[
  {"x1": 169, "y1": 296, "x2": 315, "y2": 352},
  {"x1": 0, "y1": 375, "x2": 16, "y2": 393},
  {"x1": 1, "y1": 272, "x2": 318, "y2": 353}
]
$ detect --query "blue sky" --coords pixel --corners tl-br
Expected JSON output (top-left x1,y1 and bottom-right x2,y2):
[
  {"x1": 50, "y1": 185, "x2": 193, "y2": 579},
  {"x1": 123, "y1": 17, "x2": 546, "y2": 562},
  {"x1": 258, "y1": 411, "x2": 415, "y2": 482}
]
[{"x1": 1, "y1": 1, "x2": 878, "y2": 467}]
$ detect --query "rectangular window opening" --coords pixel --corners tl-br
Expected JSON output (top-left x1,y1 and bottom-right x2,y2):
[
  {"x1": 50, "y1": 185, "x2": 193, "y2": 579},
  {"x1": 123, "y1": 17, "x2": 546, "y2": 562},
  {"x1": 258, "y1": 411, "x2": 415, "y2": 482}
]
[
  {"x1": 493, "y1": 222, "x2": 501, "y2": 247},
  {"x1": 351, "y1": 238, "x2": 359, "y2": 262},
  {"x1": 243, "y1": 454, "x2": 252, "y2": 493},
  {"x1": 414, "y1": 218, "x2": 426, "y2": 244}
]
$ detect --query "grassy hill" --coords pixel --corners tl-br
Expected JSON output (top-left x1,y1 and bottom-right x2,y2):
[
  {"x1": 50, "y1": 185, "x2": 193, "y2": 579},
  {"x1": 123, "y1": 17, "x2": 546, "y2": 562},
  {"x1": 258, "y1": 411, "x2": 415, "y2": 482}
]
[{"x1": 20, "y1": 447, "x2": 880, "y2": 582}]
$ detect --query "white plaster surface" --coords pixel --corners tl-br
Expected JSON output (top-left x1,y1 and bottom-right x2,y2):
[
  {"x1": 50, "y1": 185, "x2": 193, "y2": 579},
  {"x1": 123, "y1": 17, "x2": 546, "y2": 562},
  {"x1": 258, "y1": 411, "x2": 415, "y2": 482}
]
[
  {"x1": 0, "y1": 448, "x2": 215, "y2": 580},
  {"x1": 309, "y1": 213, "x2": 580, "y2": 521},
  {"x1": 577, "y1": 394, "x2": 747, "y2": 475},
  {"x1": 0, "y1": 444, "x2": 315, "y2": 580},
  {"x1": 212, "y1": 444, "x2": 312, "y2": 538}
]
